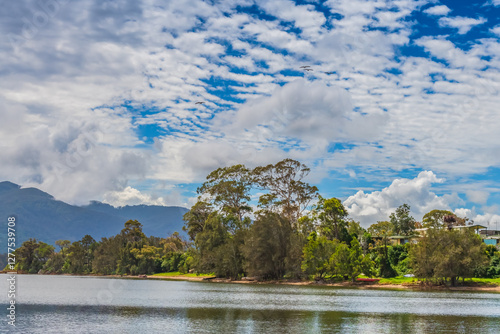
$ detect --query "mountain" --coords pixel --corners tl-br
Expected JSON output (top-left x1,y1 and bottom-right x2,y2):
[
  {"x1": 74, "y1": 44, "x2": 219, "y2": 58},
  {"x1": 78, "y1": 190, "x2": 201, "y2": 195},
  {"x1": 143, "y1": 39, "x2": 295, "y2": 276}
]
[
  {"x1": 81, "y1": 201, "x2": 189, "y2": 238},
  {"x1": 0, "y1": 181, "x2": 188, "y2": 246}
]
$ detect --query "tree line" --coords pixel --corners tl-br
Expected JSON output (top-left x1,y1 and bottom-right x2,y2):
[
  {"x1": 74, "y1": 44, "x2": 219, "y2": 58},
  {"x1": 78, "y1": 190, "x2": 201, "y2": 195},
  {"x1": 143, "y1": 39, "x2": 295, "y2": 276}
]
[
  {"x1": 12, "y1": 221, "x2": 190, "y2": 276},
  {"x1": 7, "y1": 159, "x2": 500, "y2": 286}
]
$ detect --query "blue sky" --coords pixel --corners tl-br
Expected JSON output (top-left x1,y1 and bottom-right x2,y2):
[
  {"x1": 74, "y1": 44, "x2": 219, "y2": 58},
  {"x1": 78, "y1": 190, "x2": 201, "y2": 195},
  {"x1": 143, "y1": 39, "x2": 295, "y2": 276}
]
[{"x1": 1, "y1": 0, "x2": 500, "y2": 227}]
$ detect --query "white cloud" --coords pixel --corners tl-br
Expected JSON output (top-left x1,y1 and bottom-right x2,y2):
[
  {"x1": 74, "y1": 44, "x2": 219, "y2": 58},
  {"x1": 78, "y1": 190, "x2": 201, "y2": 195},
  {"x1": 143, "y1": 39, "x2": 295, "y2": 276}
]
[
  {"x1": 453, "y1": 208, "x2": 500, "y2": 228},
  {"x1": 344, "y1": 171, "x2": 463, "y2": 227},
  {"x1": 256, "y1": 0, "x2": 326, "y2": 38},
  {"x1": 466, "y1": 190, "x2": 490, "y2": 205},
  {"x1": 0, "y1": 0, "x2": 499, "y2": 221},
  {"x1": 439, "y1": 16, "x2": 487, "y2": 34},
  {"x1": 423, "y1": 5, "x2": 451, "y2": 16},
  {"x1": 224, "y1": 79, "x2": 353, "y2": 144},
  {"x1": 102, "y1": 184, "x2": 196, "y2": 208},
  {"x1": 103, "y1": 186, "x2": 168, "y2": 207},
  {"x1": 490, "y1": 25, "x2": 500, "y2": 36}
]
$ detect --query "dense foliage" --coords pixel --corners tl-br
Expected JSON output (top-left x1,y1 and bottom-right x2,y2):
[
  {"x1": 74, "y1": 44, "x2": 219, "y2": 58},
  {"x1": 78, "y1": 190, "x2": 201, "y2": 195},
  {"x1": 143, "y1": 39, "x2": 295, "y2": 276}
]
[
  {"x1": 12, "y1": 222, "x2": 190, "y2": 276},
  {"x1": 181, "y1": 159, "x2": 375, "y2": 282},
  {"x1": 7, "y1": 159, "x2": 497, "y2": 286},
  {"x1": 409, "y1": 228, "x2": 488, "y2": 286}
]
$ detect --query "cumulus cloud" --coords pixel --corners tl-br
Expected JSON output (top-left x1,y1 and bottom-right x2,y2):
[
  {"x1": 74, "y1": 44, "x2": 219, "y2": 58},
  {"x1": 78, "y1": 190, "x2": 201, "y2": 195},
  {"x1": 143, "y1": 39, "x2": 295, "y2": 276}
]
[
  {"x1": 225, "y1": 79, "x2": 352, "y2": 141},
  {"x1": 101, "y1": 184, "x2": 196, "y2": 207},
  {"x1": 221, "y1": 79, "x2": 388, "y2": 153},
  {"x1": 439, "y1": 16, "x2": 487, "y2": 34},
  {"x1": 344, "y1": 171, "x2": 463, "y2": 227},
  {"x1": 490, "y1": 25, "x2": 500, "y2": 36},
  {"x1": 103, "y1": 186, "x2": 168, "y2": 207},
  {"x1": 0, "y1": 0, "x2": 499, "y2": 222},
  {"x1": 466, "y1": 190, "x2": 490, "y2": 205},
  {"x1": 423, "y1": 5, "x2": 451, "y2": 16},
  {"x1": 454, "y1": 208, "x2": 500, "y2": 228}
]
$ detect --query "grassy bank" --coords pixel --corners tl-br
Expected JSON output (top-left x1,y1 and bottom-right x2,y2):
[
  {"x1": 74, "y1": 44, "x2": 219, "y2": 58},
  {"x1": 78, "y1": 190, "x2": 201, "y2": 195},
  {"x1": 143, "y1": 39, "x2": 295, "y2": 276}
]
[
  {"x1": 150, "y1": 272, "x2": 500, "y2": 289},
  {"x1": 378, "y1": 277, "x2": 419, "y2": 285},
  {"x1": 378, "y1": 276, "x2": 500, "y2": 287},
  {"x1": 152, "y1": 271, "x2": 214, "y2": 278}
]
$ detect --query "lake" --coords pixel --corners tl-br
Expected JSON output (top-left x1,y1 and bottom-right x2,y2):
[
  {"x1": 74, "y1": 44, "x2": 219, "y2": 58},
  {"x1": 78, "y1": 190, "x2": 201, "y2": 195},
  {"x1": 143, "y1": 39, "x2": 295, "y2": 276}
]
[{"x1": 1, "y1": 274, "x2": 500, "y2": 333}]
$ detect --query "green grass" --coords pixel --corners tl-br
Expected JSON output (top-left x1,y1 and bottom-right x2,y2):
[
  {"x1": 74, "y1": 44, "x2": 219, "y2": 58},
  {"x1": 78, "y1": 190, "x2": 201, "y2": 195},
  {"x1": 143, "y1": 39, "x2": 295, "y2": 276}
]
[
  {"x1": 377, "y1": 276, "x2": 500, "y2": 286},
  {"x1": 468, "y1": 277, "x2": 500, "y2": 286},
  {"x1": 152, "y1": 271, "x2": 214, "y2": 278},
  {"x1": 377, "y1": 276, "x2": 419, "y2": 285},
  {"x1": 150, "y1": 272, "x2": 500, "y2": 286}
]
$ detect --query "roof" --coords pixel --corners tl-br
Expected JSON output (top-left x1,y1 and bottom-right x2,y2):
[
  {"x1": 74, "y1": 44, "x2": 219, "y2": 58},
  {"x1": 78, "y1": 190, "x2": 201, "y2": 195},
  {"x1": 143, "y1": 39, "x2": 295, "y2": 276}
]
[
  {"x1": 453, "y1": 224, "x2": 487, "y2": 229},
  {"x1": 389, "y1": 235, "x2": 419, "y2": 239}
]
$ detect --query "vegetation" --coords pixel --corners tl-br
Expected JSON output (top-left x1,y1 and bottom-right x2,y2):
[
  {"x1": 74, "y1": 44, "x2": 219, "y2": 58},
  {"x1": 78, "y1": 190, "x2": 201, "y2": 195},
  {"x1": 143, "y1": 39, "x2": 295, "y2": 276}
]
[
  {"x1": 389, "y1": 204, "x2": 416, "y2": 236},
  {"x1": 7, "y1": 159, "x2": 498, "y2": 288},
  {"x1": 12, "y1": 222, "x2": 191, "y2": 276},
  {"x1": 409, "y1": 228, "x2": 488, "y2": 286}
]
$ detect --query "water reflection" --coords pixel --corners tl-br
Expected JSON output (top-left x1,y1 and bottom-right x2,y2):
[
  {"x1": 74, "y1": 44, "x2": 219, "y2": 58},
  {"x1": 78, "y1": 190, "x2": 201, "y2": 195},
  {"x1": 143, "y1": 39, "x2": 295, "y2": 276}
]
[
  {"x1": 1, "y1": 275, "x2": 500, "y2": 333},
  {"x1": 10, "y1": 304, "x2": 500, "y2": 334}
]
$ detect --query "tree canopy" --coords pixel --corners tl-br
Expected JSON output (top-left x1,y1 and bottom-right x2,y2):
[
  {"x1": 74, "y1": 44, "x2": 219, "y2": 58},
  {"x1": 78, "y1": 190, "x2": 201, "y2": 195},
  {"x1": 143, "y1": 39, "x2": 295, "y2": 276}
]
[{"x1": 389, "y1": 204, "x2": 416, "y2": 236}]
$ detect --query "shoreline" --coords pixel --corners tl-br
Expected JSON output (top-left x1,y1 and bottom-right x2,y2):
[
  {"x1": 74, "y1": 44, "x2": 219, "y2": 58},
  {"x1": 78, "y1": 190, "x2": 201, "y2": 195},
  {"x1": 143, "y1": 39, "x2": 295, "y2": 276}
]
[
  {"x1": 144, "y1": 274, "x2": 500, "y2": 292},
  {"x1": 3, "y1": 272, "x2": 500, "y2": 292}
]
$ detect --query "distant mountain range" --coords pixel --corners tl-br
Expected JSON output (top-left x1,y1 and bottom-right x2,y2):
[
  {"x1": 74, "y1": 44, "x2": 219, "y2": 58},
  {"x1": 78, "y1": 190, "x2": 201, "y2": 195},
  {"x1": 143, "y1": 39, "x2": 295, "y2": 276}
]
[{"x1": 0, "y1": 181, "x2": 189, "y2": 246}]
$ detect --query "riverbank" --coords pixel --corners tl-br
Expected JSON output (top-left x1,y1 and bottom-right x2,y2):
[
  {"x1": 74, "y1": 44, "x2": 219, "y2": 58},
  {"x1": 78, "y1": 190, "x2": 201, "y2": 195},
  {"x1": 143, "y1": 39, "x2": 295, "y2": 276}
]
[
  {"x1": 147, "y1": 273, "x2": 500, "y2": 292},
  {"x1": 4, "y1": 271, "x2": 499, "y2": 292}
]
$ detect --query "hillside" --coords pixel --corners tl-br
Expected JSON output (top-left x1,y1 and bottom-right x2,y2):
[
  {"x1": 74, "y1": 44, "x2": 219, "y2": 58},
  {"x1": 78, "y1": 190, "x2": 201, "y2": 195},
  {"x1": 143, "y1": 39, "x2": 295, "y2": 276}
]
[{"x1": 0, "y1": 181, "x2": 188, "y2": 246}]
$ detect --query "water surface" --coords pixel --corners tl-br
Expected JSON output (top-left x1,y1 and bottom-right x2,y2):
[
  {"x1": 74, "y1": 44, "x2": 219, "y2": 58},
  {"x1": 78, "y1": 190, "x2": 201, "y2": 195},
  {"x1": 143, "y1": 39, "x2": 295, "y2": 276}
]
[{"x1": 1, "y1": 274, "x2": 499, "y2": 333}]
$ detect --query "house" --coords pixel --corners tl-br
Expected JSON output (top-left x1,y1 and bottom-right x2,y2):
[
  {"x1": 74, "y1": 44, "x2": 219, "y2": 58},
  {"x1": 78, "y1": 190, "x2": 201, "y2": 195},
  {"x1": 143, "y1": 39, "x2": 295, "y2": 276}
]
[
  {"x1": 373, "y1": 225, "x2": 497, "y2": 247},
  {"x1": 452, "y1": 224, "x2": 487, "y2": 234},
  {"x1": 388, "y1": 235, "x2": 419, "y2": 246},
  {"x1": 479, "y1": 229, "x2": 500, "y2": 247},
  {"x1": 398, "y1": 225, "x2": 495, "y2": 247}
]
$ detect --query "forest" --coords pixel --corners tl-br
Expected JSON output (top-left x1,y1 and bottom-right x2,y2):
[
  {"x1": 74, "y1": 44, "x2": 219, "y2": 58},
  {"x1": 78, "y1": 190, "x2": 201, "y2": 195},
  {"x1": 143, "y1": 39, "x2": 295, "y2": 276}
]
[{"x1": 9, "y1": 159, "x2": 500, "y2": 286}]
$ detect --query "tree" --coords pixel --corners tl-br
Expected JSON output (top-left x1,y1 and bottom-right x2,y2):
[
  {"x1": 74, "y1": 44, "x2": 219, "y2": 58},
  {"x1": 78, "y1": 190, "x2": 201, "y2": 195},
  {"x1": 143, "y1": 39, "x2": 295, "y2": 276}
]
[
  {"x1": 15, "y1": 239, "x2": 54, "y2": 274},
  {"x1": 421, "y1": 210, "x2": 471, "y2": 229},
  {"x1": 183, "y1": 200, "x2": 214, "y2": 241},
  {"x1": 409, "y1": 228, "x2": 488, "y2": 286},
  {"x1": 61, "y1": 235, "x2": 97, "y2": 274},
  {"x1": 388, "y1": 244, "x2": 410, "y2": 276},
  {"x1": 443, "y1": 214, "x2": 457, "y2": 230},
  {"x1": 92, "y1": 236, "x2": 123, "y2": 275},
  {"x1": 162, "y1": 232, "x2": 189, "y2": 254},
  {"x1": 347, "y1": 220, "x2": 365, "y2": 239},
  {"x1": 243, "y1": 212, "x2": 292, "y2": 280},
  {"x1": 42, "y1": 252, "x2": 65, "y2": 274},
  {"x1": 64, "y1": 241, "x2": 86, "y2": 273},
  {"x1": 198, "y1": 164, "x2": 252, "y2": 223},
  {"x1": 422, "y1": 209, "x2": 455, "y2": 229},
  {"x1": 81, "y1": 235, "x2": 96, "y2": 271},
  {"x1": 329, "y1": 238, "x2": 374, "y2": 282},
  {"x1": 121, "y1": 220, "x2": 146, "y2": 243},
  {"x1": 116, "y1": 220, "x2": 148, "y2": 275},
  {"x1": 301, "y1": 231, "x2": 338, "y2": 279},
  {"x1": 314, "y1": 196, "x2": 349, "y2": 241},
  {"x1": 131, "y1": 245, "x2": 162, "y2": 275},
  {"x1": 252, "y1": 159, "x2": 318, "y2": 228},
  {"x1": 183, "y1": 200, "x2": 247, "y2": 278},
  {"x1": 368, "y1": 221, "x2": 395, "y2": 277},
  {"x1": 297, "y1": 215, "x2": 315, "y2": 237},
  {"x1": 55, "y1": 240, "x2": 71, "y2": 253},
  {"x1": 189, "y1": 213, "x2": 243, "y2": 278},
  {"x1": 368, "y1": 221, "x2": 392, "y2": 238},
  {"x1": 389, "y1": 204, "x2": 416, "y2": 236},
  {"x1": 161, "y1": 232, "x2": 190, "y2": 273}
]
